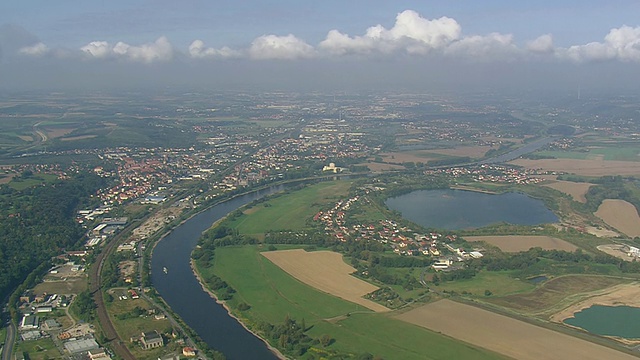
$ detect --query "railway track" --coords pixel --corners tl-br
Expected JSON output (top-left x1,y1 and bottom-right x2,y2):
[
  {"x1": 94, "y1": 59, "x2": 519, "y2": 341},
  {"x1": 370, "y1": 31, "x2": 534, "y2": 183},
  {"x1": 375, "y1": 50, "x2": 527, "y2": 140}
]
[{"x1": 89, "y1": 226, "x2": 137, "y2": 360}]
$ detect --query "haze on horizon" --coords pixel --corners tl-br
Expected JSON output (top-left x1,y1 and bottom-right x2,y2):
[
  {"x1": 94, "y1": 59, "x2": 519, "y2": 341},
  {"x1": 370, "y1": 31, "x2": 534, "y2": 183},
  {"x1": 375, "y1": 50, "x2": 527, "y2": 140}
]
[{"x1": 1, "y1": 1, "x2": 640, "y2": 94}]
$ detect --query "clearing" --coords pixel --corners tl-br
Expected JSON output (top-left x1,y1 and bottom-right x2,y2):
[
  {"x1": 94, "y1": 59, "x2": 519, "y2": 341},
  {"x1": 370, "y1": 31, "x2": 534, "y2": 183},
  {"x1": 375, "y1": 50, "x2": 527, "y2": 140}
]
[
  {"x1": 597, "y1": 244, "x2": 637, "y2": 261},
  {"x1": 543, "y1": 180, "x2": 593, "y2": 203},
  {"x1": 262, "y1": 249, "x2": 388, "y2": 312},
  {"x1": 465, "y1": 235, "x2": 578, "y2": 252},
  {"x1": 487, "y1": 275, "x2": 626, "y2": 315},
  {"x1": 397, "y1": 299, "x2": 637, "y2": 360},
  {"x1": 595, "y1": 199, "x2": 640, "y2": 238}
]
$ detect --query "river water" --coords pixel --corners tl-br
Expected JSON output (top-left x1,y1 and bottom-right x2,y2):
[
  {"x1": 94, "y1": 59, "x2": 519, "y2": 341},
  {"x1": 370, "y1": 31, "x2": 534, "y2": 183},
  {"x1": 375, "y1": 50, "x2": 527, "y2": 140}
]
[{"x1": 151, "y1": 187, "x2": 284, "y2": 360}]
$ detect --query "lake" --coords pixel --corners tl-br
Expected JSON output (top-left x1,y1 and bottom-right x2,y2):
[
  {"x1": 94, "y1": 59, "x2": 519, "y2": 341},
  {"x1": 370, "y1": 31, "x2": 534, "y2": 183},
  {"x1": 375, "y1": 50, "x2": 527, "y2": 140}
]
[
  {"x1": 565, "y1": 305, "x2": 640, "y2": 339},
  {"x1": 385, "y1": 189, "x2": 558, "y2": 230}
]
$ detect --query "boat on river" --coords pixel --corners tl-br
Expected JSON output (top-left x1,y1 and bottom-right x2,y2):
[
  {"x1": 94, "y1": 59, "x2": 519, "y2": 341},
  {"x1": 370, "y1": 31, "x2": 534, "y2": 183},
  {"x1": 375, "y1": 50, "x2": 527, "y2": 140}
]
[{"x1": 163, "y1": 267, "x2": 168, "y2": 274}]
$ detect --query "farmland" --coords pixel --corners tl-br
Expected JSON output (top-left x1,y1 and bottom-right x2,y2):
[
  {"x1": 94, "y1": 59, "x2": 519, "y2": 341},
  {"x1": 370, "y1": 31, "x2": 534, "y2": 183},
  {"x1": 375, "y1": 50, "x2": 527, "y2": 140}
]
[
  {"x1": 205, "y1": 245, "x2": 504, "y2": 359},
  {"x1": 595, "y1": 199, "x2": 640, "y2": 238},
  {"x1": 465, "y1": 235, "x2": 579, "y2": 253},
  {"x1": 510, "y1": 158, "x2": 640, "y2": 177},
  {"x1": 262, "y1": 249, "x2": 387, "y2": 312},
  {"x1": 396, "y1": 299, "x2": 638, "y2": 360},
  {"x1": 543, "y1": 180, "x2": 593, "y2": 203}
]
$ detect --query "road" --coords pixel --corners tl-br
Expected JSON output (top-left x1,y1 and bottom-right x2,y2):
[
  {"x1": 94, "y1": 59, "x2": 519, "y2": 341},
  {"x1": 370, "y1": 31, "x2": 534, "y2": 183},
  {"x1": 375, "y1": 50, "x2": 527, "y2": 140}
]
[{"x1": 0, "y1": 322, "x2": 15, "y2": 360}]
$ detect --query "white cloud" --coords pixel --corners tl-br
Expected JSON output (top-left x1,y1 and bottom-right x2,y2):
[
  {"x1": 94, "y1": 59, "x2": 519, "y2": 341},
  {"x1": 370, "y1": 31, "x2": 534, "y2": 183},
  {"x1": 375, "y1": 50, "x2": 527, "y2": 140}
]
[
  {"x1": 560, "y1": 25, "x2": 640, "y2": 62},
  {"x1": 319, "y1": 10, "x2": 461, "y2": 56},
  {"x1": 527, "y1": 34, "x2": 554, "y2": 54},
  {"x1": 80, "y1": 37, "x2": 173, "y2": 63},
  {"x1": 188, "y1": 40, "x2": 242, "y2": 59},
  {"x1": 249, "y1": 34, "x2": 315, "y2": 60},
  {"x1": 445, "y1": 33, "x2": 518, "y2": 60},
  {"x1": 80, "y1": 41, "x2": 112, "y2": 59},
  {"x1": 18, "y1": 42, "x2": 49, "y2": 57}
]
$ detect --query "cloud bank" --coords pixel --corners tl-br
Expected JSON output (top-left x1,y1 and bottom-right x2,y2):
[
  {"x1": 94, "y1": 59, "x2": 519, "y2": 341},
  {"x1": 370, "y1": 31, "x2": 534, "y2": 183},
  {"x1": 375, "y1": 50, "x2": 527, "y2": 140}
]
[{"x1": 13, "y1": 10, "x2": 640, "y2": 64}]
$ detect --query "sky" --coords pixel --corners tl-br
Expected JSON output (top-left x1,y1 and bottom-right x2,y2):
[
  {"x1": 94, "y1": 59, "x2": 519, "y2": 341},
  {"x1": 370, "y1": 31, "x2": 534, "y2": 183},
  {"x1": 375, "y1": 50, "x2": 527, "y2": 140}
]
[{"x1": 1, "y1": 1, "x2": 640, "y2": 93}]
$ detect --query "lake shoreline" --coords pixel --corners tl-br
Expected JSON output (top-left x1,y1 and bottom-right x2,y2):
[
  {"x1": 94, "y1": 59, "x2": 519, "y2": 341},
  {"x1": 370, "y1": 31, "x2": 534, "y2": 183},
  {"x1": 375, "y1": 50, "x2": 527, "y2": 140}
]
[{"x1": 551, "y1": 282, "x2": 640, "y2": 345}]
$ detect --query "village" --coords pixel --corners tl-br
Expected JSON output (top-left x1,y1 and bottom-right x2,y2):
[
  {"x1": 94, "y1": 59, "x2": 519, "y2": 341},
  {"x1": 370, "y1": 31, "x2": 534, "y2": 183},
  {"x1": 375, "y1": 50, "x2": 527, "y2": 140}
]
[{"x1": 313, "y1": 188, "x2": 484, "y2": 273}]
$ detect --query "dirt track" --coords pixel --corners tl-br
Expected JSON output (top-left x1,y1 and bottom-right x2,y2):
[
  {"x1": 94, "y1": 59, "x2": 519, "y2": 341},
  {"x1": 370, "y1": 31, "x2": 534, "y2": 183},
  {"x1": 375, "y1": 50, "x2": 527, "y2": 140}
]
[
  {"x1": 397, "y1": 299, "x2": 638, "y2": 360},
  {"x1": 262, "y1": 249, "x2": 388, "y2": 312}
]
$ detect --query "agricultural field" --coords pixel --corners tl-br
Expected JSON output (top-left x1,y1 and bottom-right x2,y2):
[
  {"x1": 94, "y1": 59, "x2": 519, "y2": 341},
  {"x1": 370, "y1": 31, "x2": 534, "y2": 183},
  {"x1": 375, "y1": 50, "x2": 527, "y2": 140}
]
[
  {"x1": 207, "y1": 245, "x2": 504, "y2": 359},
  {"x1": 595, "y1": 199, "x2": 640, "y2": 238},
  {"x1": 262, "y1": 249, "x2": 388, "y2": 312},
  {"x1": 543, "y1": 180, "x2": 593, "y2": 203},
  {"x1": 486, "y1": 275, "x2": 628, "y2": 316},
  {"x1": 426, "y1": 145, "x2": 494, "y2": 159},
  {"x1": 536, "y1": 145, "x2": 640, "y2": 162},
  {"x1": 465, "y1": 235, "x2": 579, "y2": 253},
  {"x1": 372, "y1": 151, "x2": 439, "y2": 164},
  {"x1": 435, "y1": 270, "x2": 535, "y2": 297},
  {"x1": 509, "y1": 158, "x2": 640, "y2": 177},
  {"x1": 396, "y1": 299, "x2": 638, "y2": 360},
  {"x1": 228, "y1": 180, "x2": 352, "y2": 235},
  {"x1": 361, "y1": 161, "x2": 405, "y2": 172},
  {"x1": 209, "y1": 246, "x2": 373, "y2": 324}
]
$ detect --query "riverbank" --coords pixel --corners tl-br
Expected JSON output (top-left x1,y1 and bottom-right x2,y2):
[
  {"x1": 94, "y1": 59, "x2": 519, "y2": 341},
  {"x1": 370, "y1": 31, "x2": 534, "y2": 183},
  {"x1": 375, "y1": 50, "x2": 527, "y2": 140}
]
[
  {"x1": 190, "y1": 258, "x2": 288, "y2": 360},
  {"x1": 550, "y1": 282, "x2": 640, "y2": 345}
]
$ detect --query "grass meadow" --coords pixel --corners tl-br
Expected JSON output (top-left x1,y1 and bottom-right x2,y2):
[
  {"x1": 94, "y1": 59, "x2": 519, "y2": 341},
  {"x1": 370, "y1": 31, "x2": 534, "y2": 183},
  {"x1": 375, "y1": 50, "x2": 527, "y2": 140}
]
[
  {"x1": 15, "y1": 338, "x2": 63, "y2": 360},
  {"x1": 227, "y1": 180, "x2": 352, "y2": 235},
  {"x1": 436, "y1": 270, "x2": 536, "y2": 297}
]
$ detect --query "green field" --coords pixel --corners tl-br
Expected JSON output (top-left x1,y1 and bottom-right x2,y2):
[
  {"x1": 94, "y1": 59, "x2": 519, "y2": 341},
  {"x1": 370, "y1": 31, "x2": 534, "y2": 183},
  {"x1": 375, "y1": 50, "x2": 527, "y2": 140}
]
[
  {"x1": 8, "y1": 173, "x2": 59, "y2": 190},
  {"x1": 536, "y1": 145, "x2": 640, "y2": 161},
  {"x1": 227, "y1": 180, "x2": 352, "y2": 235},
  {"x1": 14, "y1": 338, "x2": 63, "y2": 360},
  {"x1": 203, "y1": 245, "x2": 505, "y2": 359},
  {"x1": 435, "y1": 270, "x2": 536, "y2": 297}
]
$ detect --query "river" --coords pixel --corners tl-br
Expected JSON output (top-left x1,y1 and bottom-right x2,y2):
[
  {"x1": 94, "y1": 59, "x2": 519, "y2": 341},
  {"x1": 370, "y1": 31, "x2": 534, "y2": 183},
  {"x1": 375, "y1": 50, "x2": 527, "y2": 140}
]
[
  {"x1": 151, "y1": 186, "x2": 284, "y2": 360},
  {"x1": 478, "y1": 136, "x2": 556, "y2": 164}
]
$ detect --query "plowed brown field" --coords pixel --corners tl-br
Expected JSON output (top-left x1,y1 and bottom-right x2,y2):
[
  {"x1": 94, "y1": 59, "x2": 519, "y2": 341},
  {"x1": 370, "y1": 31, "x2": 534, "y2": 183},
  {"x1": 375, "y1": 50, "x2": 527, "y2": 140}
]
[{"x1": 595, "y1": 199, "x2": 640, "y2": 238}]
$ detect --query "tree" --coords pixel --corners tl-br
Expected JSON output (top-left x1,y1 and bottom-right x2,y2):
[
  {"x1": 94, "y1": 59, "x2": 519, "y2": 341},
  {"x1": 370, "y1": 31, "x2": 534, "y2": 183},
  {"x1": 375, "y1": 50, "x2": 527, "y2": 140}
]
[{"x1": 320, "y1": 334, "x2": 332, "y2": 347}]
